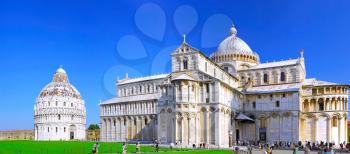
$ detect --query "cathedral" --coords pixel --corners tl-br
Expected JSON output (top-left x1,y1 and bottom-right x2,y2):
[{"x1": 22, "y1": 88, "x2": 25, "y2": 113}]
[
  {"x1": 100, "y1": 24, "x2": 348, "y2": 147},
  {"x1": 34, "y1": 67, "x2": 86, "y2": 140}
]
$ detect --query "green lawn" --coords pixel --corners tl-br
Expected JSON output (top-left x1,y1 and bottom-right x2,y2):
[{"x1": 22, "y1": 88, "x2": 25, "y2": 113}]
[{"x1": 0, "y1": 140, "x2": 233, "y2": 154}]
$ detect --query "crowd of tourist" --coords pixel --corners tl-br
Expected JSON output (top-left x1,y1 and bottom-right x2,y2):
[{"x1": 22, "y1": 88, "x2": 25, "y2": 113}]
[
  {"x1": 235, "y1": 140, "x2": 350, "y2": 154},
  {"x1": 91, "y1": 139, "x2": 350, "y2": 154}
]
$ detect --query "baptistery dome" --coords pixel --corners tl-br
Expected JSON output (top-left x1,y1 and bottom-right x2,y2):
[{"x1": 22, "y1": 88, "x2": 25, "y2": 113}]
[{"x1": 34, "y1": 67, "x2": 86, "y2": 140}]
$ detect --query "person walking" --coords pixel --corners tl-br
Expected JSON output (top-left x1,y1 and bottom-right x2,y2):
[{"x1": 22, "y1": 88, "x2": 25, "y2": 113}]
[
  {"x1": 304, "y1": 145, "x2": 310, "y2": 154},
  {"x1": 136, "y1": 142, "x2": 141, "y2": 153},
  {"x1": 155, "y1": 141, "x2": 159, "y2": 152},
  {"x1": 292, "y1": 143, "x2": 298, "y2": 154},
  {"x1": 170, "y1": 142, "x2": 174, "y2": 151},
  {"x1": 92, "y1": 142, "x2": 99, "y2": 154},
  {"x1": 122, "y1": 142, "x2": 127, "y2": 154}
]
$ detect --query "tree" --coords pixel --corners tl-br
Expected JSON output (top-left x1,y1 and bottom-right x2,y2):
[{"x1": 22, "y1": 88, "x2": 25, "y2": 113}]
[{"x1": 88, "y1": 124, "x2": 100, "y2": 130}]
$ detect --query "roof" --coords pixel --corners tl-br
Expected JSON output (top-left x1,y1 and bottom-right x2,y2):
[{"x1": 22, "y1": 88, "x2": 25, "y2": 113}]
[
  {"x1": 118, "y1": 74, "x2": 169, "y2": 85},
  {"x1": 302, "y1": 78, "x2": 344, "y2": 87},
  {"x1": 243, "y1": 78, "x2": 347, "y2": 94},
  {"x1": 244, "y1": 83, "x2": 301, "y2": 94},
  {"x1": 235, "y1": 113, "x2": 254, "y2": 121},
  {"x1": 172, "y1": 74, "x2": 195, "y2": 81},
  {"x1": 247, "y1": 59, "x2": 300, "y2": 70},
  {"x1": 101, "y1": 93, "x2": 161, "y2": 105},
  {"x1": 217, "y1": 35, "x2": 254, "y2": 55}
]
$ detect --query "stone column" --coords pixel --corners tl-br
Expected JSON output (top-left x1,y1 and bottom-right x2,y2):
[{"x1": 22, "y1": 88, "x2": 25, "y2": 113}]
[
  {"x1": 106, "y1": 119, "x2": 110, "y2": 142},
  {"x1": 327, "y1": 117, "x2": 331, "y2": 143},
  {"x1": 111, "y1": 118, "x2": 115, "y2": 141},
  {"x1": 345, "y1": 118, "x2": 348, "y2": 143},
  {"x1": 205, "y1": 111, "x2": 209, "y2": 145},
  {"x1": 279, "y1": 116, "x2": 282, "y2": 141},
  {"x1": 116, "y1": 118, "x2": 120, "y2": 141},
  {"x1": 101, "y1": 119, "x2": 106, "y2": 141},
  {"x1": 208, "y1": 83, "x2": 212, "y2": 102},
  {"x1": 141, "y1": 116, "x2": 145, "y2": 141},
  {"x1": 130, "y1": 117, "x2": 134, "y2": 140},
  {"x1": 314, "y1": 117, "x2": 318, "y2": 142},
  {"x1": 188, "y1": 116, "x2": 191, "y2": 145},
  {"x1": 195, "y1": 115, "x2": 200, "y2": 145},
  {"x1": 182, "y1": 116, "x2": 187, "y2": 145},
  {"x1": 175, "y1": 116, "x2": 179, "y2": 143},
  {"x1": 215, "y1": 109, "x2": 222, "y2": 146},
  {"x1": 255, "y1": 118, "x2": 260, "y2": 141},
  {"x1": 338, "y1": 117, "x2": 342, "y2": 144},
  {"x1": 136, "y1": 116, "x2": 140, "y2": 140}
]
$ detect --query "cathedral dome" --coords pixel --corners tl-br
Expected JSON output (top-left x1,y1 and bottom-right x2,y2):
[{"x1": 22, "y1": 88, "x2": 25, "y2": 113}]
[
  {"x1": 210, "y1": 24, "x2": 260, "y2": 66},
  {"x1": 217, "y1": 26, "x2": 253, "y2": 55}
]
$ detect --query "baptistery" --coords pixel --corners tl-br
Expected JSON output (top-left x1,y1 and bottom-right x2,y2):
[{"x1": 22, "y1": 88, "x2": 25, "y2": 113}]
[{"x1": 34, "y1": 67, "x2": 86, "y2": 140}]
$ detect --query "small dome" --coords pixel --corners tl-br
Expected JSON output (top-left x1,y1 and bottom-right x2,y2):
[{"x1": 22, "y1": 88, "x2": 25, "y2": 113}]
[
  {"x1": 217, "y1": 25, "x2": 253, "y2": 55},
  {"x1": 56, "y1": 67, "x2": 66, "y2": 74}
]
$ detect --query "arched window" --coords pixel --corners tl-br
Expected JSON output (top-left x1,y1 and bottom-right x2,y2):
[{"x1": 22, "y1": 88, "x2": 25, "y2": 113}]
[
  {"x1": 276, "y1": 101, "x2": 280, "y2": 107},
  {"x1": 183, "y1": 59, "x2": 188, "y2": 70},
  {"x1": 223, "y1": 66, "x2": 228, "y2": 72},
  {"x1": 263, "y1": 74, "x2": 268, "y2": 83},
  {"x1": 64, "y1": 127, "x2": 66, "y2": 132},
  {"x1": 280, "y1": 72, "x2": 286, "y2": 82},
  {"x1": 58, "y1": 114, "x2": 61, "y2": 120},
  {"x1": 55, "y1": 127, "x2": 58, "y2": 133},
  {"x1": 319, "y1": 100, "x2": 324, "y2": 111}
]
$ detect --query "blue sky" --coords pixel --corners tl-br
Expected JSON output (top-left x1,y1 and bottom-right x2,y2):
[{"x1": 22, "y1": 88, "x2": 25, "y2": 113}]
[{"x1": 0, "y1": 0, "x2": 349, "y2": 130}]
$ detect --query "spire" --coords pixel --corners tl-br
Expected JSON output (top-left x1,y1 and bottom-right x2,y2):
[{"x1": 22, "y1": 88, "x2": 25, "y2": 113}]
[
  {"x1": 300, "y1": 49, "x2": 304, "y2": 58},
  {"x1": 125, "y1": 73, "x2": 128, "y2": 80},
  {"x1": 230, "y1": 23, "x2": 237, "y2": 36},
  {"x1": 183, "y1": 34, "x2": 186, "y2": 43}
]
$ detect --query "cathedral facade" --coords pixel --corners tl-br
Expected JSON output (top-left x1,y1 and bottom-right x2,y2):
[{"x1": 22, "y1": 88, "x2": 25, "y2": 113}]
[
  {"x1": 34, "y1": 67, "x2": 86, "y2": 140},
  {"x1": 100, "y1": 25, "x2": 348, "y2": 147}
]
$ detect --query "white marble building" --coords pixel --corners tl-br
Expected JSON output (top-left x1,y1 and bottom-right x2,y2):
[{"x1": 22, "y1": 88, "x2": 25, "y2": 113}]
[
  {"x1": 100, "y1": 24, "x2": 348, "y2": 147},
  {"x1": 34, "y1": 67, "x2": 86, "y2": 140}
]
